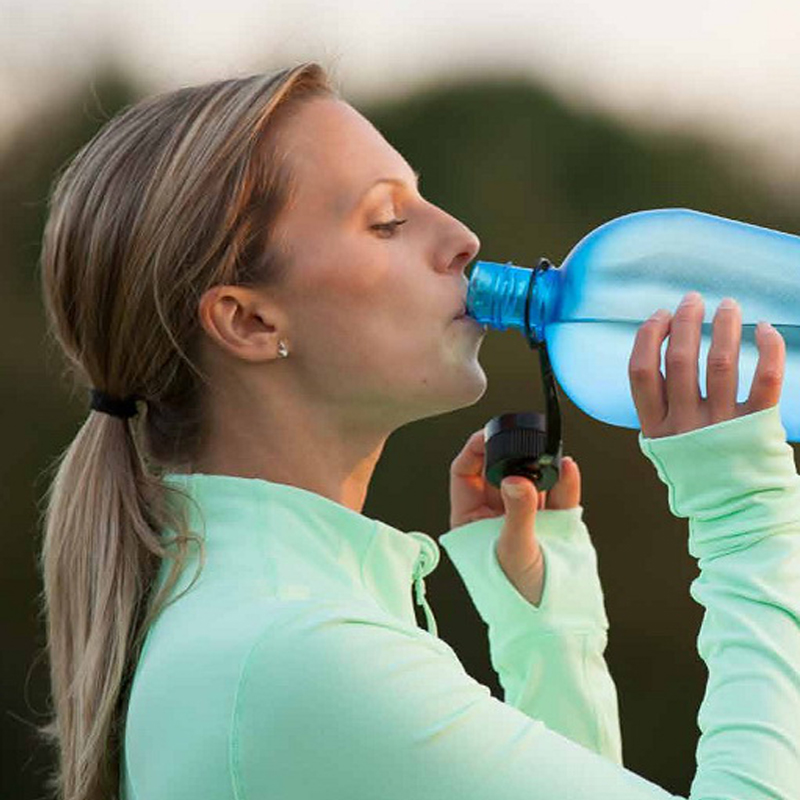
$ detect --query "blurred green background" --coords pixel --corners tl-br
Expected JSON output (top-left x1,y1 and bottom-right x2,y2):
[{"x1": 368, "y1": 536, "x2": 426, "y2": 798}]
[{"x1": 3, "y1": 60, "x2": 799, "y2": 799}]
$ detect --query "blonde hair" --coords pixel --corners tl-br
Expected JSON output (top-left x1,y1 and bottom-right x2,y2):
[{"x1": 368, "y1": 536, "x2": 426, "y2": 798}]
[{"x1": 37, "y1": 63, "x2": 336, "y2": 800}]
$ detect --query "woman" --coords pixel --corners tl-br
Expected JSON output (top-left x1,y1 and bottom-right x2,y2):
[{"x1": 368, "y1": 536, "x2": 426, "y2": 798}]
[{"x1": 38, "y1": 62, "x2": 799, "y2": 800}]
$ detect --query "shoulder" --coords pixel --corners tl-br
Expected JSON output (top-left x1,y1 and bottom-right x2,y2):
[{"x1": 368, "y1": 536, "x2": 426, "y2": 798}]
[
  {"x1": 230, "y1": 597, "x2": 496, "y2": 798},
  {"x1": 231, "y1": 595, "x2": 469, "y2": 726},
  {"x1": 235, "y1": 595, "x2": 457, "y2": 693}
]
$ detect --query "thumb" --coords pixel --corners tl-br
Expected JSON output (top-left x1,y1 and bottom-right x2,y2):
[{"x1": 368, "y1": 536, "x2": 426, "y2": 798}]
[
  {"x1": 497, "y1": 476, "x2": 545, "y2": 605},
  {"x1": 498, "y1": 476, "x2": 540, "y2": 554}
]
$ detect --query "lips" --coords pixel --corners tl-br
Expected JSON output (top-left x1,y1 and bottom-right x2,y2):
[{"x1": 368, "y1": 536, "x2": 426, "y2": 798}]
[{"x1": 453, "y1": 303, "x2": 467, "y2": 320}]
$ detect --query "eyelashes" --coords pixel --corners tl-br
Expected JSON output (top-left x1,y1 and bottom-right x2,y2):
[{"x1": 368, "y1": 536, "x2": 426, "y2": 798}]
[{"x1": 370, "y1": 218, "x2": 408, "y2": 237}]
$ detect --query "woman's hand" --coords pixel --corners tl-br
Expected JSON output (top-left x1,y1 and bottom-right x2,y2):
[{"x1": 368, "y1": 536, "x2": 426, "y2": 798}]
[
  {"x1": 449, "y1": 432, "x2": 581, "y2": 606},
  {"x1": 629, "y1": 292, "x2": 786, "y2": 439}
]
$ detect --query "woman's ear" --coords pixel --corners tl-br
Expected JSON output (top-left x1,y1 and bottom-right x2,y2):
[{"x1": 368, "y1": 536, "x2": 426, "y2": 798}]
[{"x1": 198, "y1": 284, "x2": 288, "y2": 363}]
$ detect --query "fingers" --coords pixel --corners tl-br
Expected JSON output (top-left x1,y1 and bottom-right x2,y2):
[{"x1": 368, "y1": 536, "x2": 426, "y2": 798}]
[
  {"x1": 706, "y1": 298, "x2": 741, "y2": 424},
  {"x1": 631, "y1": 292, "x2": 786, "y2": 439},
  {"x1": 450, "y1": 429, "x2": 485, "y2": 479},
  {"x1": 545, "y1": 456, "x2": 581, "y2": 509},
  {"x1": 746, "y1": 321, "x2": 786, "y2": 412},
  {"x1": 629, "y1": 309, "x2": 672, "y2": 435},
  {"x1": 665, "y1": 292, "x2": 704, "y2": 431}
]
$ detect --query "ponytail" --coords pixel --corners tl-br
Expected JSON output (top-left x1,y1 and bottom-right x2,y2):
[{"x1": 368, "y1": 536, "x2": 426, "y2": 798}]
[{"x1": 38, "y1": 408, "x2": 202, "y2": 799}]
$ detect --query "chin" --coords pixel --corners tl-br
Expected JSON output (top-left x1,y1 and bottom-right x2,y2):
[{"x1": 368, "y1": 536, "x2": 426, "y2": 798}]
[
  {"x1": 459, "y1": 362, "x2": 488, "y2": 404},
  {"x1": 427, "y1": 363, "x2": 488, "y2": 417},
  {"x1": 394, "y1": 355, "x2": 488, "y2": 425}
]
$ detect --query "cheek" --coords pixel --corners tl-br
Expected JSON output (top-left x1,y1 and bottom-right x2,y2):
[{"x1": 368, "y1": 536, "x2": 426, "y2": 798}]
[
  {"x1": 314, "y1": 303, "x2": 426, "y2": 371},
  {"x1": 289, "y1": 233, "x2": 392, "y2": 312},
  {"x1": 297, "y1": 297, "x2": 442, "y2": 398},
  {"x1": 289, "y1": 244, "x2": 410, "y2": 345},
  {"x1": 283, "y1": 236, "x2": 440, "y2": 382}
]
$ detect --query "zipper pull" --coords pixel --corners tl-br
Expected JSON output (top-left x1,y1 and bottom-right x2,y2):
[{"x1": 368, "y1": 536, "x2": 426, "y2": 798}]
[
  {"x1": 413, "y1": 568, "x2": 438, "y2": 638},
  {"x1": 409, "y1": 531, "x2": 440, "y2": 637}
]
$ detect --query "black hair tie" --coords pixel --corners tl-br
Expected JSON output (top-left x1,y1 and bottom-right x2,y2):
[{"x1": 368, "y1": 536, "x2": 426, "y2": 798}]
[{"x1": 89, "y1": 388, "x2": 141, "y2": 419}]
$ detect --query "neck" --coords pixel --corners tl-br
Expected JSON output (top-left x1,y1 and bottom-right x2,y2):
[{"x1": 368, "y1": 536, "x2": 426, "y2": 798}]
[{"x1": 194, "y1": 386, "x2": 390, "y2": 514}]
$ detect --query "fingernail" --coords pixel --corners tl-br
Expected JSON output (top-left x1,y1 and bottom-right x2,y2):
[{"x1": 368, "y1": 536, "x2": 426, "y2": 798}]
[
  {"x1": 680, "y1": 291, "x2": 701, "y2": 306},
  {"x1": 650, "y1": 309, "x2": 670, "y2": 321},
  {"x1": 757, "y1": 320, "x2": 775, "y2": 334},
  {"x1": 502, "y1": 480, "x2": 525, "y2": 498},
  {"x1": 719, "y1": 297, "x2": 738, "y2": 310}
]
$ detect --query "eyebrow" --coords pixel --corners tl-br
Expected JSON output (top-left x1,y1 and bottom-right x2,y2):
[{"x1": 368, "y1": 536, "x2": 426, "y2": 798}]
[{"x1": 357, "y1": 169, "x2": 421, "y2": 204}]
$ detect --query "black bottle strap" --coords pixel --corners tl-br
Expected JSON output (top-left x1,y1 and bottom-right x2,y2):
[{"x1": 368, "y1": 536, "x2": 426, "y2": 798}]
[{"x1": 524, "y1": 258, "x2": 563, "y2": 463}]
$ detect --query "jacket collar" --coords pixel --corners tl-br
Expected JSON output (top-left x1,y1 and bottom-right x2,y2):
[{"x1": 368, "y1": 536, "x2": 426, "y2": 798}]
[{"x1": 161, "y1": 472, "x2": 440, "y2": 636}]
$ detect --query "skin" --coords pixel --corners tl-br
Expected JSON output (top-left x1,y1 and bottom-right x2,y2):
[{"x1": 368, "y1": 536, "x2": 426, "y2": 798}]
[
  {"x1": 628, "y1": 293, "x2": 784, "y2": 438},
  {"x1": 195, "y1": 97, "x2": 485, "y2": 513}
]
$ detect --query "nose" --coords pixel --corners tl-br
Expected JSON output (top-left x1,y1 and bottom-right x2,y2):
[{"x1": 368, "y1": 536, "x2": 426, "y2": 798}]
[{"x1": 437, "y1": 216, "x2": 481, "y2": 276}]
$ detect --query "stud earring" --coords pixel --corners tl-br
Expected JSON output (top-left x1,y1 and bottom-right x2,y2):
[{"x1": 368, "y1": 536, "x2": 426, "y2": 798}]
[{"x1": 277, "y1": 340, "x2": 289, "y2": 359}]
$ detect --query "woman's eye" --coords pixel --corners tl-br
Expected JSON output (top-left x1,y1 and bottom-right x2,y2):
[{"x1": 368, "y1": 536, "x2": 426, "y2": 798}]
[{"x1": 370, "y1": 218, "x2": 408, "y2": 237}]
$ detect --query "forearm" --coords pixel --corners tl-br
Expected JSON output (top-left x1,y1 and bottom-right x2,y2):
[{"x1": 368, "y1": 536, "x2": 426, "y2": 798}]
[
  {"x1": 639, "y1": 404, "x2": 800, "y2": 798},
  {"x1": 440, "y1": 506, "x2": 622, "y2": 762}
]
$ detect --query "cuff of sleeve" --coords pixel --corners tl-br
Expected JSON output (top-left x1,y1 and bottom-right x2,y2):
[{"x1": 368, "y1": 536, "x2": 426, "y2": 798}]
[
  {"x1": 439, "y1": 506, "x2": 608, "y2": 634},
  {"x1": 638, "y1": 404, "x2": 800, "y2": 559}
]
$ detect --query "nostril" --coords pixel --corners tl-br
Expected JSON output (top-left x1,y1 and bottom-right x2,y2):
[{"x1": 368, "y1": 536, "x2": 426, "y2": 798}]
[{"x1": 459, "y1": 253, "x2": 476, "y2": 275}]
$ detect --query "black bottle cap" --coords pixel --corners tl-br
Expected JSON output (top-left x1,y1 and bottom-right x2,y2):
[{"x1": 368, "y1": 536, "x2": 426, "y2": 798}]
[{"x1": 484, "y1": 412, "x2": 562, "y2": 491}]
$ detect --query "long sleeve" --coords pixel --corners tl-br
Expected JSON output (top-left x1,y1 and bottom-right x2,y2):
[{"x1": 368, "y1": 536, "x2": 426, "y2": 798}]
[
  {"x1": 232, "y1": 403, "x2": 800, "y2": 800},
  {"x1": 638, "y1": 403, "x2": 800, "y2": 798},
  {"x1": 438, "y1": 506, "x2": 622, "y2": 763}
]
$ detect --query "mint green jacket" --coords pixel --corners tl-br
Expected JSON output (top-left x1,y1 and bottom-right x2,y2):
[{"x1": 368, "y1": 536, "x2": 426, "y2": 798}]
[{"x1": 122, "y1": 404, "x2": 800, "y2": 799}]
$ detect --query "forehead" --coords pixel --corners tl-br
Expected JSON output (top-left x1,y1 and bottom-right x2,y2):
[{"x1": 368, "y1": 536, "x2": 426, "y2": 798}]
[{"x1": 277, "y1": 98, "x2": 408, "y2": 206}]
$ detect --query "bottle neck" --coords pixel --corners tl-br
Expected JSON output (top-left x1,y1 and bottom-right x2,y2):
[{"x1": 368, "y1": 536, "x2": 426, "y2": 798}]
[{"x1": 466, "y1": 259, "x2": 560, "y2": 338}]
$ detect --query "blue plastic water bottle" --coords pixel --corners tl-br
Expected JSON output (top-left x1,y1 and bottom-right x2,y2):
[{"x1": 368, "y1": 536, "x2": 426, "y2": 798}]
[{"x1": 466, "y1": 208, "x2": 800, "y2": 441}]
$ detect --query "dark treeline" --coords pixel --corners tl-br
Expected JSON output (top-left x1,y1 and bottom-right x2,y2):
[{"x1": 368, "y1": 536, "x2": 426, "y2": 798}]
[{"x1": 2, "y1": 60, "x2": 797, "y2": 799}]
